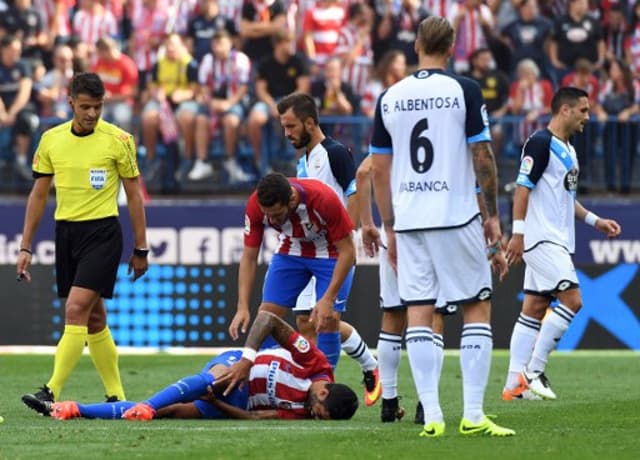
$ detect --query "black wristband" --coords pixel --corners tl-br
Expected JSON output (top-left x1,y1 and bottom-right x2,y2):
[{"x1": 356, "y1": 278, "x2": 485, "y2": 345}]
[
  {"x1": 20, "y1": 248, "x2": 32, "y2": 255},
  {"x1": 133, "y1": 248, "x2": 149, "y2": 257}
]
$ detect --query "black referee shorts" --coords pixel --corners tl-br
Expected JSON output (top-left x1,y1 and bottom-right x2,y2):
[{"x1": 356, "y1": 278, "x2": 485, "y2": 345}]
[{"x1": 55, "y1": 217, "x2": 123, "y2": 299}]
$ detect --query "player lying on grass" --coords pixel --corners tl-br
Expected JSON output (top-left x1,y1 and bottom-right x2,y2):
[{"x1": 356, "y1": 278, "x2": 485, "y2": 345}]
[{"x1": 35, "y1": 312, "x2": 358, "y2": 421}]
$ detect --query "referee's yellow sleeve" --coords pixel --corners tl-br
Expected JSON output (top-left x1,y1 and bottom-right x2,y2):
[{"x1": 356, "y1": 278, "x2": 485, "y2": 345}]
[
  {"x1": 32, "y1": 134, "x2": 54, "y2": 175},
  {"x1": 116, "y1": 132, "x2": 139, "y2": 179}
]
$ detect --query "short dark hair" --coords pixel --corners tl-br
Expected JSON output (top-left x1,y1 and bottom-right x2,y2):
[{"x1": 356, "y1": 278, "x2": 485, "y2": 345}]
[
  {"x1": 69, "y1": 72, "x2": 105, "y2": 99},
  {"x1": 256, "y1": 172, "x2": 292, "y2": 207},
  {"x1": 347, "y1": 2, "x2": 365, "y2": 20},
  {"x1": 324, "y1": 383, "x2": 358, "y2": 420},
  {"x1": 1, "y1": 34, "x2": 19, "y2": 48},
  {"x1": 277, "y1": 92, "x2": 319, "y2": 125},
  {"x1": 551, "y1": 87, "x2": 589, "y2": 114}
]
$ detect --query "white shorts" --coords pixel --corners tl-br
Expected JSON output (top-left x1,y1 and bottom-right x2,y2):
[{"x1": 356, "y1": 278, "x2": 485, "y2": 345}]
[
  {"x1": 396, "y1": 217, "x2": 492, "y2": 306},
  {"x1": 523, "y1": 242, "x2": 579, "y2": 296}
]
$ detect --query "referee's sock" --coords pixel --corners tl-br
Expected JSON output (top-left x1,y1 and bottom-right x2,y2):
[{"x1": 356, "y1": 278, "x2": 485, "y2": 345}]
[
  {"x1": 47, "y1": 324, "x2": 88, "y2": 399},
  {"x1": 78, "y1": 401, "x2": 137, "y2": 419},
  {"x1": 146, "y1": 372, "x2": 216, "y2": 410},
  {"x1": 317, "y1": 332, "x2": 341, "y2": 370},
  {"x1": 88, "y1": 326, "x2": 126, "y2": 401}
]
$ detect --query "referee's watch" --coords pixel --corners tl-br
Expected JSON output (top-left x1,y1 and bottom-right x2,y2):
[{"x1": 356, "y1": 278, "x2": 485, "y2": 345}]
[{"x1": 133, "y1": 248, "x2": 150, "y2": 257}]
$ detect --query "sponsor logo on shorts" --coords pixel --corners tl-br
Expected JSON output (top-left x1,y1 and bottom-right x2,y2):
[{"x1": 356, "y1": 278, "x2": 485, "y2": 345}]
[
  {"x1": 293, "y1": 336, "x2": 310, "y2": 353},
  {"x1": 519, "y1": 156, "x2": 534, "y2": 174},
  {"x1": 89, "y1": 169, "x2": 107, "y2": 190},
  {"x1": 557, "y1": 280, "x2": 572, "y2": 291},
  {"x1": 477, "y1": 288, "x2": 492, "y2": 300}
]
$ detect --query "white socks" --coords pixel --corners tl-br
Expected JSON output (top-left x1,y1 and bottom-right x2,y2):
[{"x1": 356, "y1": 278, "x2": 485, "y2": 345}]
[
  {"x1": 506, "y1": 313, "x2": 541, "y2": 389},
  {"x1": 406, "y1": 326, "x2": 443, "y2": 424},
  {"x1": 342, "y1": 328, "x2": 377, "y2": 372},
  {"x1": 528, "y1": 304, "x2": 574, "y2": 373},
  {"x1": 433, "y1": 333, "x2": 444, "y2": 383},
  {"x1": 377, "y1": 331, "x2": 402, "y2": 400},
  {"x1": 460, "y1": 323, "x2": 493, "y2": 424}
]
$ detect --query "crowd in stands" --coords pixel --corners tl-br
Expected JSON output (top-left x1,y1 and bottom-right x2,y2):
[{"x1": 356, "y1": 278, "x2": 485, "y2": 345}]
[{"x1": 0, "y1": 0, "x2": 638, "y2": 194}]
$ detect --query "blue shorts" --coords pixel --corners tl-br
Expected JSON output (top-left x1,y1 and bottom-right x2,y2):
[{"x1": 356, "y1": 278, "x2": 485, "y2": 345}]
[
  {"x1": 192, "y1": 350, "x2": 249, "y2": 419},
  {"x1": 262, "y1": 254, "x2": 353, "y2": 312}
]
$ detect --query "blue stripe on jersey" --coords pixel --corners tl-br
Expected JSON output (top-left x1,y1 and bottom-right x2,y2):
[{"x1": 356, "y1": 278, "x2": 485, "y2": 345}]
[
  {"x1": 296, "y1": 157, "x2": 308, "y2": 177},
  {"x1": 369, "y1": 144, "x2": 393, "y2": 154},
  {"x1": 345, "y1": 178, "x2": 357, "y2": 197},
  {"x1": 467, "y1": 126, "x2": 491, "y2": 144},
  {"x1": 549, "y1": 137, "x2": 574, "y2": 171},
  {"x1": 516, "y1": 173, "x2": 535, "y2": 189}
]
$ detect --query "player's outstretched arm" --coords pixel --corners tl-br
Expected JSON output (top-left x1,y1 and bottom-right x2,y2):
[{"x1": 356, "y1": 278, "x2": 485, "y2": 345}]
[{"x1": 575, "y1": 201, "x2": 622, "y2": 238}]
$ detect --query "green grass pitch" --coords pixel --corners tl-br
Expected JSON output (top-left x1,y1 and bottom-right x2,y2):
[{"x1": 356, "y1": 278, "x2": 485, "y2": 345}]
[{"x1": 1, "y1": 351, "x2": 638, "y2": 460}]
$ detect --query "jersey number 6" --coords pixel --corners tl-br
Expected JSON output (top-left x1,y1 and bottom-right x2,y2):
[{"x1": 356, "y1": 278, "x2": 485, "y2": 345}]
[{"x1": 410, "y1": 118, "x2": 434, "y2": 174}]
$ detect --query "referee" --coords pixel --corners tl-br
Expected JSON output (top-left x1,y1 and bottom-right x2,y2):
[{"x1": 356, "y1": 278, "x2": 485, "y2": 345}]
[{"x1": 17, "y1": 72, "x2": 149, "y2": 415}]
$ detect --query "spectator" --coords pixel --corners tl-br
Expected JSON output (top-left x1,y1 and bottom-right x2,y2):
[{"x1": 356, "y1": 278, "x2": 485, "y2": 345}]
[
  {"x1": 239, "y1": 0, "x2": 286, "y2": 63},
  {"x1": 140, "y1": 33, "x2": 199, "y2": 182},
  {"x1": 466, "y1": 48, "x2": 510, "y2": 156},
  {"x1": 595, "y1": 58, "x2": 639, "y2": 194},
  {"x1": 186, "y1": 0, "x2": 239, "y2": 63},
  {"x1": 246, "y1": 29, "x2": 310, "y2": 170},
  {"x1": 335, "y1": 1, "x2": 374, "y2": 99},
  {"x1": 72, "y1": 0, "x2": 119, "y2": 58},
  {"x1": 38, "y1": 0, "x2": 74, "y2": 48},
  {"x1": 0, "y1": 34, "x2": 38, "y2": 180},
  {"x1": 549, "y1": 0, "x2": 605, "y2": 82},
  {"x1": 0, "y1": 0, "x2": 48, "y2": 80},
  {"x1": 302, "y1": 0, "x2": 346, "y2": 73},
  {"x1": 128, "y1": 0, "x2": 168, "y2": 92},
  {"x1": 501, "y1": 0, "x2": 553, "y2": 79},
  {"x1": 603, "y1": 3, "x2": 631, "y2": 63},
  {"x1": 67, "y1": 36, "x2": 90, "y2": 73},
  {"x1": 93, "y1": 36, "x2": 139, "y2": 133},
  {"x1": 374, "y1": 0, "x2": 428, "y2": 70},
  {"x1": 360, "y1": 49, "x2": 406, "y2": 118},
  {"x1": 629, "y1": 0, "x2": 640, "y2": 76},
  {"x1": 34, "y1": 43, "x2": 73, "y2": 120},
  {"x1": 448, "y1": 0, "x2": 495, "y2": 74},
  {"x1": 311, "y1": 56, "x2": 357, "y2": 117},
  {"x1": 507, "y1": 58, "x2": 553, "y2": 147},
  {"x1": 189, "y1": 30, "x2": 251, "y2": 182},
  {"x1": 561, "y1": 58, "x2": 599, "y2": 191},
  {"x1": 422, "y1": 0, "x2": 455, "y2": 19}
]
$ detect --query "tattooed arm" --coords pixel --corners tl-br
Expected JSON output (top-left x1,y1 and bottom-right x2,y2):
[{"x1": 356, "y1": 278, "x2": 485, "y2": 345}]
[
  {"x1": 471, "y1": 141, "x2": 502, "y2": 247},
  {"x1": 244, "y1": 311, "x2": 295, "y2": 352}
]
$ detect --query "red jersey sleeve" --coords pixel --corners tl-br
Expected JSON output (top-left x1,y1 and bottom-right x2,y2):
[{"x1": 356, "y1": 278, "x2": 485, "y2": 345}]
[
  {"x1": 244, "y1": 192, "x2": 265, "y2": 248},
  {"x1": 284, "y1": 331, "x2": 334, "y2": 383}
]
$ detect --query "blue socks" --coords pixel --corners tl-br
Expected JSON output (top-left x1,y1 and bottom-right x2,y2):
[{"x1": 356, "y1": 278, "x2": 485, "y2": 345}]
[
  {"x1": 78, "y1": 401, "x2": 136, "y2": 419},
  {"x1": 317, "y1": 332, "x2": 341, "y2": 369},
  {"x1": 146, "y1": 372, "x2": 216, "y2": 410}
]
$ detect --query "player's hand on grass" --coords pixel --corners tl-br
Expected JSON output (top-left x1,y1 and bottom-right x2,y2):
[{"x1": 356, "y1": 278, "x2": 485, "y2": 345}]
[
  {"x1": 361, "y1": 224, "x2": 382, "y2": 258},
  {"x1": 229, "y1": 309, "x2": 251, "y2": 341},
  {"x1": 220, "y1": 360, "x2": 253, "y2": 396},
  {"x1": 595, "y1": 218, "x2": 621, "y2": 238},
  {"x1": 310, "y1": 297, "x2": 338, "y2": 333},
  {"x1": 505, "y1": 235, "x2": 524, "y2": 266}
]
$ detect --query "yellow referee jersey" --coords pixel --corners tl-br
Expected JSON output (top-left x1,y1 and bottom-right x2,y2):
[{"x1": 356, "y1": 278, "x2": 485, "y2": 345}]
[{"x1": 32, "y1": 119, "x2": 139, "y2": 222}]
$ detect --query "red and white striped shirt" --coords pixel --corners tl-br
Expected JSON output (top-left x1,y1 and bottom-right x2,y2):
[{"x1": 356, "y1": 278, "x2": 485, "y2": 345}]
[
  {"x1": 447, "y1": 3, "x2": 493, "y2": 73},
  {"x1": 335, "y1": 23, "x2": 372, "y2": 97},
  {"x1": 129, "y1": 0, "x2": 169, "y2": 71},
  {"x1": 422, "y1": 0, "x2": 454, "y2": 18},
  {"x1": 72, "y1": 5, "x2": 118, "y2": 50},
  {"x1": 248, "y1": 332, "x2": 334, "y2": 419},
  {"x1": 198, "y1": 49, "x2": 251, "y2": 98},
  {"x1": 302, "y1": 4, "x2": 346, "y2": 65},
  {"x1": 244, "y1": 178, "x2": 353, "y2": 259},
  {"x1": 218, "y1": 0, "x2": 244, "y2": 27}
]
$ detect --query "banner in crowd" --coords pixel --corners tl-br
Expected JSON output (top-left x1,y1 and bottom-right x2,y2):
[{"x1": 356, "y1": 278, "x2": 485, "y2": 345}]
[{"x1": 0, "y1": 200, "x2": 638, "y2": 349}]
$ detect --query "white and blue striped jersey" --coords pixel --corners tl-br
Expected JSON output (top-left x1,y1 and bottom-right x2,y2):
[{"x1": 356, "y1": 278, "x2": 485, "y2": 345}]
[
  {"x1": 369, "y1": 68, "x2": 491, "y2": 232},
  {"x1": 516, "y1": 128, "x2": 579, "y2": 253},
  {"x1": 296, "y1": 137, "x2": 357, "y2": 206}
]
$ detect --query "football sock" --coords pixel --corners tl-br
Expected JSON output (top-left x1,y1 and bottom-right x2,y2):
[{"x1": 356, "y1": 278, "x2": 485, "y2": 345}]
[
  {"x1": 406, "y1": 326, "x2": 443, "y2": 424},
  {"x1": 433, "y1": 333, "x2": 444, "y2": 383},
  {"x1": 317, "y1": 331, "x2": 341, "y2": 369},
  {"x1": 377, "y1": 331, "x2": 402, "y2": 399},
  {"x1": 528, "y1": 304, "x2": 575, "y2": 373},
  {"x1": 460, "y1": 323, "x2": 492, "y2": 424},
  {"x1": 47, "y1": 324, "x2": 88, "y2": 399},
  {"x1": 506, "y1": 313, "x2": 541, "y2": 388},
  {"x1": 342, "y1": 328, "x2": 377, "y2": 372},
  {"x1": 87, "y1": 326, "x2": 126, "y2": 400},
  {"x1": 78, "y1": 401, "x2": 136, "y2": 419},
  {"x1": 146, "y1": 372, "x2": 216, "y2": 410}
]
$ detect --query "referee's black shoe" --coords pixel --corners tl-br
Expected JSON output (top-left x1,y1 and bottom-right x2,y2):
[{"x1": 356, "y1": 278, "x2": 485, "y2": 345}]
[{"x1": 22, "y1": 385, "x2": 55, "y2": 416}]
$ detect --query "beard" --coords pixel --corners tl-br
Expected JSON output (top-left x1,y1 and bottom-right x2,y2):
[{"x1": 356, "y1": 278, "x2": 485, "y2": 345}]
[{"x1": 292, "y1": 129, "x2": 312, "y2": 149}]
